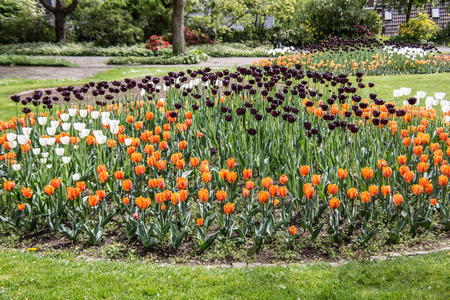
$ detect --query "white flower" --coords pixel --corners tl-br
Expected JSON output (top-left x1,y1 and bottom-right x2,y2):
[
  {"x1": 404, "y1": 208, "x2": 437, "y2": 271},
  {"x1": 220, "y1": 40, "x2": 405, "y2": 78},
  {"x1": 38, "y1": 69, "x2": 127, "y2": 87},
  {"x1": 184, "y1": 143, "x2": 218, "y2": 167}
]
[
  {"x1": 12, "y1": 164, "x2": 20, "y2": 171},
  {"x1": 62, "y1": 123, "x2": 71, "y2": 131},
  {"x1": 72, "y1": 173, "x2": 80, "y2": 181},
  {"x1": 403, "y1": 100, "x2": 408, "y2": 106},
  {"x1": 61, "y1": 156, "x2": 71, "y2": 164},
  {"x1": 79, "y1": 129, "x2": 90, "y2": 139},
  {"x1": 101, "y1": 112, "x2": 110, "y2": 119},
  {"x1": 39, "y1": 137, "x2": 48, "y2": 146},
  {"x1": 442, "y1": 105, "x2": 450, "y2": 113},
  {"x1": 22, "y1": 127, "x2": 32, "y2": 136},
  {"x1": 42, "y1": 152, "x2": 49, "y2": 158},
  {"x1": 60, "y1": 136, "x2": 70, "y2": 145},
  {"x1": 55, "y1": 147, "x2": 65, "y2": 156},
  {"x1": 40, "y1": 158, "x2": 47, "y2": 164},
  {"x1": 400, "y1": 87, "x2": 411, "y2": 96},
  {"x1": 79, "y1": 109, "x2": 88, "y2": 118},
  {"x1": 435, "y1": 92, "x2": 446, "y2": 100},
  {"x1": 32, "y1": 148, "x2": 41, "y2": 155},
  {"x1": 96, "y1": 135, "x2": 107, "y2": 145},
  {"x1": 416, "y1": 91, "x2": 427, "y2": 98},
  {"x1": 101, "y1": 118, "x2": 110, "y2": 126},
  {"x1": 68, "y1": 108, "x2": 77, "y2": 117},
  {"x1": 74, "y1": 145, "x2": 79, "y2": 150},
  {"x1": 50, "y1": 121, "x2": 59, "y2": 128},
  {"x1": 124, "y1": 138, "x2": 132, "y2": 146},
  {"x1": 47, "y1": 137, "x2": 56, "y2": 146},
  {"x1": 445, "y1": 116, "x2": 450, "y2": 123},
  {"x1": 73, "y1": 123, "x2": 86, "y2": 131},
  {"x1": 6, "y1": 133, "x2": 17, "y2": 142},
  {"x1": 140, "y1": 89, "x2": 146, "y2": 97},
  {"x1": 46, "y1": 127, "x2": 56, "y2": 136},
  {"x1": 17, "y1": 135, "x2": 29, "y2": 145},
  {"x1": 93, "y1": 130, "x2": 104, "y2": 139},
  {"x1": 47, "y1": 164, "x2": 52, "y2": 169},
  {"x1": 91, "y1": 111, "x2": 99, "y2": 119},
  {"x1": 393, "y1": 89, "x2": 403, "y2": 98},
  {"x1": 109, "y1": 120, "x2": 119, "y2": 131},
  {"x1": 37, "y1": 117, "x2": 47, "y2": 125},
  {"x1": 60, "y1": 113, "x2": 69, "y2": 121},
  {"x1": 111, "y1": 127, "x2": 119, "y2": 134},
  {"x1": 9, "y1": 141, "x2": 17, "y2": 149}
]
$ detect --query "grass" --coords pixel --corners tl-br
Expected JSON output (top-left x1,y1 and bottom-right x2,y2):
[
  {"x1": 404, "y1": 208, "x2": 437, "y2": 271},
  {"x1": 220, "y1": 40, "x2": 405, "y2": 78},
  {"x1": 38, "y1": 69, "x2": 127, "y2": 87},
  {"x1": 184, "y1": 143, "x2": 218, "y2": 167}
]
[
  {"x1": 0, "y1": 55, "x2": 77, "y2": 67},
  {"x1": 0, "y1": 249, "x2": 449, "y2": 299},
  {"x1": 1, "y1": 68, "x2": 449, "y2": 122}
]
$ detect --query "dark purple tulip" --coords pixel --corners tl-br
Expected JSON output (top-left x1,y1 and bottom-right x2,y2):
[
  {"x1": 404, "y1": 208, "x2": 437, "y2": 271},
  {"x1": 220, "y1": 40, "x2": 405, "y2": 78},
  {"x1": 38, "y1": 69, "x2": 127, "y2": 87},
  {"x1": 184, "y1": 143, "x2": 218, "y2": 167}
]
[
  {"x1": 225, "y1": 115, "x2": 232, "y2": 122},
  {"x1": 192, "y1": 104, "x2": 199, "y2": 111},
  {"x1": 304, "y1": 121, "x2": 312, "y2": 130},
  {"x1": 345, "y1": 111, "x2": 352, "y2": 117},
  {"x1": 236, "y1": 107, "x2": 246, "y2": 115},
  {"x1": 210, "y1": 147, "x2": 216, "y2": 155},
  {"x1": 247, "y1": 128, "x2": 257, "y2": 135}
]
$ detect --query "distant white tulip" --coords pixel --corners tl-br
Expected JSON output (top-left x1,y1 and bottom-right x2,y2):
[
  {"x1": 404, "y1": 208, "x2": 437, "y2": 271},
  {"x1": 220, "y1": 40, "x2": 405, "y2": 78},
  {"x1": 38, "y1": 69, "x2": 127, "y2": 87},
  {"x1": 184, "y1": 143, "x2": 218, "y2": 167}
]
[
  {"x1": 93, "y1": 130, "x2": 103, "y2": 139},
  {"x1": 50, "y1": 121, "x2": 59, "y2": 128},
  {"x1": 17, "y1": 135, "x2": 29, "y2": 145},
  {"x1": 74, "y1": 145, "x2": 79, "y2": 150},
  {"x1": 68, "y1": 108, "x2": 77, "y2": 117},
  {"x1": 42, "y1": 152, "x2": 49, "y2": 158},
  {"x1": 96, "y1": 135, "x2": 107, "y2": 144},
  {"x1": 91, "y1": 111, "x2": 99, "y2": 119},
  {"x1": 445, "y1": 116, "x2": 450, "y2": 123},
  {"x1": 416, "y1": 91, "x2": 427, "y2": 98},
  {"x1": 40, "y1": 158, "x2": 47, "y2": 164},
  {"x1": 400, "y1": 87, "x2": 411, "y2": 96},
  {"x1": 55, "y1": 148, "x2": 65, "y2": 156},
  {"x1": 6, "y1": 133, "x2": 17, "y2": 142},
  {"x1": 22, "y1": 127, "x2": 32, "y2": 136},
  {"x1": 101, "y1": 112, "x2": 110, "y2": 119},
  {"x1": 110, "y1": 127, "x2": 119, "y2": 134},
  {"x1": 62, "y1": 123, "x2": 71, "y2": 131},
  {"x1": 125, "y1": 138, "x2": 132, "y2": 146},
  {"x1": 47, "y1": 137, "x2": 56, "y2": 146},
  {"x1": 140, "y1": 89, "x2": 146, "y2": 97},
  {"x1": 109, "y1": 120, "x2": 119, "y2": 131},
  {"x1": 61, "y1": 156, "x2": 71, "y2": 164},
  {"x1": 60, "y1": 113, "x2": 69, "y2": 121},
  {"x1": 37, "y1": 117, "x2": 47, "y2": 125},
  {"x1": 32, "y1": 148, "x2": 41, "y2": 155},
  {"x1": 39, "y1": 137, "x2": 48, "y2": 146},
  {"x1": 79, "y1": 129, "x2": 90, "y2": 139},
  {"x1": 46, "y1": 127, "x2": 56, "y2": 136},
  {"x1": 393, "y1": 89, "x2": 402, "y2": 98},
  {"x1": 47, "y1": 164, "x2": 52, "y2": 169},
  {"x1": 60, "y1": 136, "x2": 70, "y2": 145},
  {"x1": 435, "y1": 93, "x2": 446, "y2": 100},
  {"x1": 442, "y1": 105, "x2": 450, "y2": 113},
  {"x1": 12, "y1": 164, "x2": 20, "y2": 171},
  {"x1": 79, "y1": 109, "x2": 88, "y2": 118},
  {"x1": 9, "y1": 141, "x2": 17, "y2": 149},
  {"x1": 72, "y1": 173, "x2": 80, "y2": 181},
  {"x1": 101, "y1": 118, "x2": 110, "y2": 126}
]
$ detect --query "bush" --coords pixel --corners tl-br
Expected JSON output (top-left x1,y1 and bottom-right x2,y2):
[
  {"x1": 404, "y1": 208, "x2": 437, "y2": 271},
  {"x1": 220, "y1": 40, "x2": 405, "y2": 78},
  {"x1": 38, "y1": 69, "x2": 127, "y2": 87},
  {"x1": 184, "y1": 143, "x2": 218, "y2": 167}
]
[
  {"x1": 106, "y1": 50, "x2": 209, "y2": 65},
  {"x1": 398, "y1": 13, "x2": 439, "y2": 43},
  {"x1": 145, "y1": 35, "x2": 171, "y2": 52},
  {"x1": 360, "y1": 10, "x2": 383, "y2": 36},
  {"x1": 433, "y1": 22, "x2": 450, "y2": 45},
  {"x1": 184, "y1": 27, "x2": 212, "y2": 45}
]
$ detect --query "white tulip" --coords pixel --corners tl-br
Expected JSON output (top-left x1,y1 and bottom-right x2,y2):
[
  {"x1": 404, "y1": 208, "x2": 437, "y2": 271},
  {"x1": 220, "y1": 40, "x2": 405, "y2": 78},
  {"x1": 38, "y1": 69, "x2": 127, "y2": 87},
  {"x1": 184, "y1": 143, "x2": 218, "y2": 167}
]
[
  {"x1": 40, "y1": 158, "x2": 47, "y2": 164},
  {"x1": 125, "y1": 138, "x2": 132, "y2": 146},
  {"x1": 101, "y1": 112, "x2": 110, "y2": 119},
  {"x1": 445, "y1": 116, "x2": 450, "y2": 123},
  {"x1": 416, "y1": 91, "x2": 427, "y2": 98},
  {"x1": 111, "y1": 127, "x2": 119, "y2": 134},
  {"x1": 109, "y1": 120, "x2": 119, "y2": 131},
  {"x1": 442, "y1": 105, "x2": 450, "y2": 113},
  {"x1": 74, "y1": 145, "x2": 79, "y2": 150},
  {"x1": 17, "y1": 135, "x2": 29, "y2": 145},
  {"x1": 96, "y1": 135, "x2": 107, "y2": 145},
  {"x1": 37, "y1": 117, "x2": 47, "y2": 125},
  {"x1": 73, "y1": 123, "x2": 86, "y2": 131},
  {"x1": 6, "y1": 133, "x2": 17, "y2": 142},
  {"x1": 39, "y1": 137, "x2": 48, "y2": 146},
  {"x1": 435, "y1": 92, "x2": 446, "y2": 100},
  {"x1": 32, "y1": 148, "x2": 41, "y2": 155},
  {"x1": 62, "y1": 123, "x2": 71, "y2": 131},
  {"x1": 60, "y1": 136, "x2": 70, "y2": 145},
  {"x1": 55, "y1": 147, "x2": 65, "y2": 156},
  {"x1": 50, "y1": 120, "x2": 59, "y2": 128},
  {"x1": 61, "y1": 156, "x2": 71, "y2": 164},
  {"x1": 101, "y1": 118, "x2": 110, "y2": 126},
  {"x1": 68, "y1": 108, "x2": 77, "y2": 117},
  {"x1": 60, "y1": 113, "x2": 69, "y2": 121},
  {"x1": 93, "y1": 130, "x2": 104, "y2": 139},
  {"x1": 9, "y1": 141, "x2": 17, "y2": 149},
  {"x1": 91, "y1": 111, "x2": 99, "y2": 119},
  {"x1": 400, "y1": 87, "x2": 411, "y2": 96},
  {"x1": 79, "y1": 130, "x2": 90, "y2": 139},
  {"x1": 46, "y1": 127, "x2": 56, "y2": 136},
  {"x1": 47, "y1": 137, "x2": 56, "y2": 146},
  {"x1": 12, "y1": 164, "x2": 20, "y2": 171},
  {"x1": 72, "y1": 173, "x2": 80, "y2": 181},
  {"x1": 79, "y1": 109, "x2": 88, "y2": 118},
  {"x1": 403, "y1": 100, "x2": 408, "y2": 106},
  {"x1": 47, "y1": 164, "x2": 52, "y2": 169},
  {"x1": 22, "y1": 127, "x2": 32, "y2": 136},
  {"x1": 140, "y1": 89, "x2": 146, "y2": 97},
  {"x1": 42, "y1": 152, "x2": 49, "y2": 158}
]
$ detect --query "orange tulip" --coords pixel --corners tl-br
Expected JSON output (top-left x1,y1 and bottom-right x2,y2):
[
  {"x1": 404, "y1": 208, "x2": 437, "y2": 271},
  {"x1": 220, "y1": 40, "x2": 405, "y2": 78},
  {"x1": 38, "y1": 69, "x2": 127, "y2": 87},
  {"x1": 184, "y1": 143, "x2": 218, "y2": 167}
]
[
  {"x1": 288, "y1": 226, "x2": 297, "y2": 235},
  {"x1": 156, "y1": 160, "x2": 167, "y2": 170},
  {"x1": 99, "y1": 171, "x2": 109, "y2": 183},
  {"x1": 223, "y1": 202, "x2": 235, "y2": 215},
  {"x1": 303, "y1": 185, "x2": 314, "y2": 200},
  {"x1": 246, "y1": 180, "x2": 255, "y2": 191},
  {"x1": 135, "y1": 165, "x2": 146, "y2": 176},
  {"x1": 327, "y1": 184, "x2": 338, "y2": 195},
  {"x1": 159, "y1": 141, "x2": 168, "y2": 151},
  {"x1": 97, "y1": 165, "x2": 107, "y2": 174},
  {"x1": 3, "y1": 180, "x2": 15, "y2": 192},
  {"x1": 190, "y1": 157, "x2": 199, "y2": 168},
  {"x1": 50, "y1": 178, "x2": 61, "y2": 189},
  {"x1": 122, "y1": 179, "x2": 133, "y2": 192},
  {"x1": 439, "y1": 175, "x2": 448, "y2": 187},
  {"x1": 243, "y1": 169, "x2": 253, "y2": 180},
  {"x1": 360, "y1": 191, "x2": 370, "y2": 203},
  {"x1": 397, "y1": 155, "x2": 407, "y2": 165},
  {"x1": 114, "y1": 171, "x2": 124, "y2": 180},
  {"x1": 130, "y1": 152, "x2": 143, "y2": 163},
  {"x1": 269, "y1": 185, "x2": 278, "y2": 197},
  {"x1": 197, "y1": 218, "x2": 203, "y2": 226},
  {"x1": 216, "y1": 190, "x2": 227, "y2": 202},
  {"x1": 425, "y1": 184, "x2": 433, "y2": 194},
  {"x1": 312, "y1": 175, "x2": 321, "y2": 186},
  {"x1": 412, "y1": 184, "x2": 423, "y2": 196},
  {"x1": 18, "y1": 203, "x2": 26, "y2": 210},
  {"x1": 176, "y1": 159, "x2": 186, "y2": 170},
  {"x1": 377, "y1": 159, "x2": 387, "y2": 169},
  {"x1": 299, "y1": 165, "x2": 310, "y2": 176},
  {"x1": 123, "y1": 197, "x2": 130, "y2": 205},
  {"x1": 279, "y1": 174, "x2": 288, "y2": 185},
  {"x1": 198, "y1": 188, "x2": 209, "y2": 203},
  {"x1": 227, "y1": 171, "x2": 237, "y2": 184},
  {"x1": 147, "y1": 156, "x2": 157, "y2": 168},
  {"x1": 44, "y1": 185, "x2": 54, "y2": 196},
  {"x1": 135, "y1": 196, "x2": 151, "y2": 210},
  {"x1": 242, "y1": 188, "x2": 250, "y2": 198},
  {"x1": 261, "y1": 177, "x2": 273, "y2": 189},
  {"x1": 259, "y1": 191, "x2": 270, "y2": 204},
  {"x1": 403, "y1": 171, "x2": 415, "y2": 183},
  {"x1": 382, "y1": 167, "x2": 392, "y2": 179},
  {"x1": 203, "y1": 172, "x2": 212, "y2": 184},
  {"x1": 430, "y1": 198, "x2": 437, "y2": 206},
  {"x1": 178, "y1": 140, "x2": 187, "y2": 150},
  {"x1": 76, "y1": 181, "x2": 86, "y2": 192},
  {"x1": 381, "y1": 185, "x2": 391, "y2": 196},
  {"x1": 347, "y1": 188, "x2": 358, "y2": 199},
  {"x1": 171, "y1": 193, "x2": 180, "y2": 205},
  {"x1": 399, "y1": 166, "x2": 410, "y2": 176},
  {"x1": 179, "y1": 189, "x2": 188, "y2": 201},
  {"x1": 361, "y1": 167, "x2": 374, "y2": 180},
  {"x1": 417, "y1": 162, "x2": 429, "y2": 173},
  {"x1": 413, "y1": 146, "x2": 423, "y2": 157},
  {"x1": 393, "y1": 193, "x2": 403, "y2": 205},
  {"x1": 278, "y1": 186, "x2": 287, "y2": 198},
  {"x1": 329, "y1": 198, "x2": 340, "y2": 210},
  {"x1": 96, "y1": 190, "x2": 106, "y2": 200},
  {"x1": 176, "y1": 177, "x2": 188, "y2": 190},
  {"x1": 369, "y1": 185, "x2": 379, "y2": 197},
  {"x1": 337, "y1": 168, "x2": 347, "y2": 180},
  {"x1": 88, "y1": 195, "x2": 100, "y2": 207},
  {"x1": 226, "y1": 158, "x2": 236, "y2": 170},
  {"x1": 171, "y1": 153, "x2": 182, "y2": 164},
  {"x1": 21, "y1": 187, "x2": 33, "y2": 199},
  {"x1": 66, "y1": 187, "x2": 81, "y2": 201}
]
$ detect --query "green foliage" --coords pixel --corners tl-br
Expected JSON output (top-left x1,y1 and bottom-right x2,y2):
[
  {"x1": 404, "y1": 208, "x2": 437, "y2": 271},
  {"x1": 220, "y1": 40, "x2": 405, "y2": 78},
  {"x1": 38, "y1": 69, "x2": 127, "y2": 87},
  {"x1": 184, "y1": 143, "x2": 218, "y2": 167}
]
[
  {"x1": 361, "y1": 10, "x2": 383, "y2": 36},
  {"x1": 106, "y1": 50, "x2": 209, "y2": 65},
  {"x1": 68, "y1": 0, "x2": 144, "y2": 46},
  {"x1": 0, "y1": 55, "x2": 77, "y2": 67},
  {"x1": 433, "y1": 21, "x2": 450, "y2": 45},
  {"x1": 399, "y1": 13, "x2": 439, "y2": 43}
]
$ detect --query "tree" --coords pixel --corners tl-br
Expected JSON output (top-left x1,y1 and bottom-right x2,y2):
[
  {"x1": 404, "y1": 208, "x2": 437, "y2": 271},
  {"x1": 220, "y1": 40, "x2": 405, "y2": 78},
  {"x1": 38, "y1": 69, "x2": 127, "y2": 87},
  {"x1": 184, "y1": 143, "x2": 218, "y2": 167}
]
[
  {"x1": 377, "y1": 0, "x2": 447, "y2": 23},
  {"x1": 37, "y1": 0, "x2": 79, "y2": 42},
  {"x1": 171, "y1": 0, "x2": 186, "y2": 54}
]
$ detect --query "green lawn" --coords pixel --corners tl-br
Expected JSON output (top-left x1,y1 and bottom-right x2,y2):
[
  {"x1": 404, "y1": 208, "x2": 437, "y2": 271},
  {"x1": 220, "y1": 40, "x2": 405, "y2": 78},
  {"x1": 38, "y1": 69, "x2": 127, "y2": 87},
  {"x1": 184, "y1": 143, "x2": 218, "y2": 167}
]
[
  {"x1": 0, "y1": 249, "x2": 449, "y2": 299},
  {"x1": 1, "y1": 68, "x2": 449, "y2": 122}
]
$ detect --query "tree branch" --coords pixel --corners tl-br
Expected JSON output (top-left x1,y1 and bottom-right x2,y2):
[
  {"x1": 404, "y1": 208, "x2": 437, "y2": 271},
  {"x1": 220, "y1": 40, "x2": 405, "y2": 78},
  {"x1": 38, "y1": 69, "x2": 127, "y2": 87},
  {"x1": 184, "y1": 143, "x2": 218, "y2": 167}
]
[
  {"x1": 159, "y1": 0, "x2": 172, "y2": 9},
  {"x1": 64, "y1": 0, "x2": 79, "y2": 14},
  {"x1": 37, "y1": 0, "x2": 56, "y2": 13}
]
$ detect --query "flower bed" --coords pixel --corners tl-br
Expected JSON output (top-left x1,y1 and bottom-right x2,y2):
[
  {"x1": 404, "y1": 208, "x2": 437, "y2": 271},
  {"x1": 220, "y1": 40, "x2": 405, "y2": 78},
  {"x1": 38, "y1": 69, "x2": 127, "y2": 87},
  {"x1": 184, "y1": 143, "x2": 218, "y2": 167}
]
[{"x1": 1, "y1": 65, "x2": 450, "y2": 253}]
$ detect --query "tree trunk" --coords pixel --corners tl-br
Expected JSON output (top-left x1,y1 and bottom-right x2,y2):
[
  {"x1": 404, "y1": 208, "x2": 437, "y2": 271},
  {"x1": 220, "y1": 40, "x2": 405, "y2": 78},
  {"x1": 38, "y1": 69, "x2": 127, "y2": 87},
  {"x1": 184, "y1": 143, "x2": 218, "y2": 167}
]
[
  {"x1": 405, "y1": 0, "x2": 413, "y2": 23},
  {"x1": 172, "y1": 0, "x2": 186, "y2": 55},
  {"x1": 55, "y1": 11, "x2": 66, "y2": 43}
]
